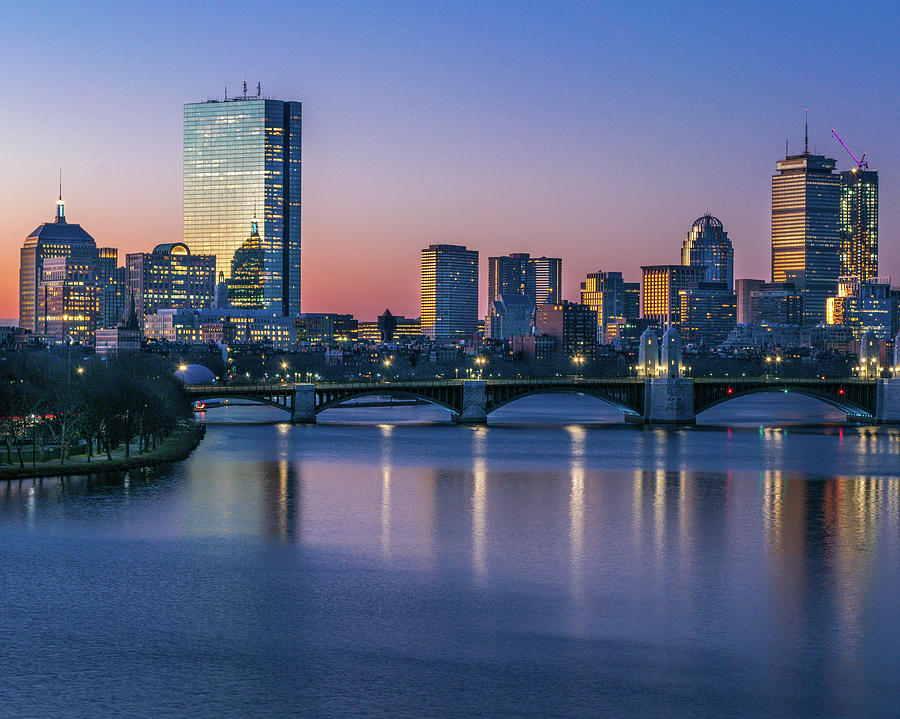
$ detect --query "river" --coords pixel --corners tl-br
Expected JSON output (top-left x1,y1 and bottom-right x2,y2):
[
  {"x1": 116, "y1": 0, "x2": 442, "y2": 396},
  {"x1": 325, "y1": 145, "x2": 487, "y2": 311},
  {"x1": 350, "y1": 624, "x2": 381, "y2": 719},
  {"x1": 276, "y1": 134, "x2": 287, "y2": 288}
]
[{"x1": 1, "y1": 394, "x2": 898, "y2": 717}]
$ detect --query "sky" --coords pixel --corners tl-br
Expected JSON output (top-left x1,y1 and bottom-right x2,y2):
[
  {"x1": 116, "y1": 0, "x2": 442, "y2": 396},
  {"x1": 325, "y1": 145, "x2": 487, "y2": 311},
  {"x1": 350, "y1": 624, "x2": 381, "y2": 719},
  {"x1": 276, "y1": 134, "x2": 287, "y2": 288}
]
[{"x1": 1, "y1": 0, "x2": 898, "y2": 320}]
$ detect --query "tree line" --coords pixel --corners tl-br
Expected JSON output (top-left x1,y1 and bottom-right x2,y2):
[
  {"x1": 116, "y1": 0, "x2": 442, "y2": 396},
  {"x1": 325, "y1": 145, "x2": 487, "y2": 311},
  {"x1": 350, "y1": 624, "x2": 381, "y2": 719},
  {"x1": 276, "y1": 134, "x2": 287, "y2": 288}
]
[{"x1": 0, "y1": 353, "x2": 191, "y2": 467}]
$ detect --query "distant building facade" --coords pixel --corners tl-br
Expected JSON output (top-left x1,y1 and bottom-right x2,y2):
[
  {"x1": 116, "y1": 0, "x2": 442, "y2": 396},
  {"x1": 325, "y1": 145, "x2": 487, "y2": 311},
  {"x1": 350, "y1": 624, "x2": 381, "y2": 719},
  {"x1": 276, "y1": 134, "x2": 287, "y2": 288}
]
[
  {"x1": 839, "y1": 169, "x2": 878, "y2": 281},
  {"x1": 750, "y1": 282, "x2": 803, "y2": 326},
  {"x1": 421, "y1": 244, "x2": 478, "y2": 344},
  {"x1": 580, "y1": 270, "x2": 639, "y2": 344},
  {"x1": 295, "y1": 313, "x2": 358, "y2": 344},
  {"x1": 677, "y1": 286, "x2": 737, "y2": 346},
  {"x1": 681, "y1": 214, "x2": 734, "y2": 289},
  {"x1": 36, "y1": 255, "x2": 99, "y2": 345},
  {"x1": 534, "y1": 301, "x2": 598, "y2": 360},
  {"x1": 126, "y1": 243, "x2": 216, "y2": 324},
  {"x1": 641, "y1": 265, "x2": 706, "y2": 326},
  {"x1": 144, "y1": 308, "x2": 295, "y2": 348},
  {"x1": 735, "y1": 279, "x2": 765, "y2": 324},
  {"x1": 97, "y1": 247, "x2": 128, "y2": 328},
  {"x1": 486, "y1": 294, "x2": 534, "y2": 340}
]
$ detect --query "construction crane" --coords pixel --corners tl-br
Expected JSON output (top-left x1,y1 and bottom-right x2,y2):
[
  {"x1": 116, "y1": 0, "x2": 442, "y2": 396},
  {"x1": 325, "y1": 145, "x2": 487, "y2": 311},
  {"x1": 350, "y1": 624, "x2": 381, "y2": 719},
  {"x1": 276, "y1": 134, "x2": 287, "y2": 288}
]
[{"x1": 831, "y1": 128, "x2": 868, "y2": 169}]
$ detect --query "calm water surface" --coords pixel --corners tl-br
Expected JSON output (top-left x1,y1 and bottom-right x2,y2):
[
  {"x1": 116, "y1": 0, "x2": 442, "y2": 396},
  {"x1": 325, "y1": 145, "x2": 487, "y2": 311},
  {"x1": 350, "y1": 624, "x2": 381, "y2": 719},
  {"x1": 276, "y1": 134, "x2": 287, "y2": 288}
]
[{"x1": 1, "y1": 395, "x2": 899, "y2": 718}]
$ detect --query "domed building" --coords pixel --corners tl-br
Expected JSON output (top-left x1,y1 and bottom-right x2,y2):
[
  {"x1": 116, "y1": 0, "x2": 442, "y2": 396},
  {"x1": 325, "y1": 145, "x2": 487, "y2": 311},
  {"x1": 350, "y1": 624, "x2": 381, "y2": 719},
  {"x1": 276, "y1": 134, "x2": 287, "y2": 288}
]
[{"x1": 681, "y1": 214, "x2": 734, "y2": 289}]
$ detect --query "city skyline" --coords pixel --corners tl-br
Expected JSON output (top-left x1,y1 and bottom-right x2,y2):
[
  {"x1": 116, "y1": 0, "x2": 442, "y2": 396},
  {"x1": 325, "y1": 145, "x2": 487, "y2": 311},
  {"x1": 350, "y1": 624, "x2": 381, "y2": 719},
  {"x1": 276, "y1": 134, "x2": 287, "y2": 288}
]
[{"x1": 1, "y1": 2, "x2": 898, "y2": 320}]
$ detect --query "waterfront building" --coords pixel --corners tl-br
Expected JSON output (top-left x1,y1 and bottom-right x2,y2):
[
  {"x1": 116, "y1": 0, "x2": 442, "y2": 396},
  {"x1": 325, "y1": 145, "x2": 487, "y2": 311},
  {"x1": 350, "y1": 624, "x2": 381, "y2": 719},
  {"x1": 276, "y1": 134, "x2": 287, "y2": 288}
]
[
  {"x1": 295, "y1": 313, "x2": 358, "y2": 344},
  {"x1": 534, "y1": 301, "x2": 598, "y2": 360},
  {"x1": 486, "y1": 294, "x2": 534, "y2": 340},
  {"x1": 640, "y1": 265, "x2": 706, "y2": 326},
  {"x1": 840, "y1": 169, "x2": 878, "y2": 281},
  {"x1": 580, "y1": 271, "x2": 640, "y2": 344},
  {"x1": 227, "y1": 218, "x2": 265, "y2": 309},
  {"x1": 183, "y1": 92, "x2": 301, "y2": 315},
  {"x1": 677, "y1": 285, "x2": 737, "y2": 346},
  {"x1": 771, "y1": 143, "x2": 840, "y2": 325},
  {"x1": 750, "y1": 282, "x2": 803, "y2": 326},
  {"x1": 19, "y1": 194, "x2": 98, "y2": 334},
  {"x1": 735, "y1": 279, "x2": 765, "y2": 324},
  {"x1": 719, "y1": 323, "x2": 808, "y2": 353},
  {"x1": 144, "y1": 308, "x2": 295, "y2": 348},
  {"x1": 681, "y1": 215, "x2": 734, "y2": 288},
  {"x1": 421, "y1": 244, "x2": 478, "y2": 344},
  {"x1": 126, "y1": 243, "x2": 216, "y2": 324},
  {"x1": 35, "y1": 255, "x2": 99, "y2": 345},
  {"x1": 97, "y1": 247, "x2": 128, "y2": 328}
]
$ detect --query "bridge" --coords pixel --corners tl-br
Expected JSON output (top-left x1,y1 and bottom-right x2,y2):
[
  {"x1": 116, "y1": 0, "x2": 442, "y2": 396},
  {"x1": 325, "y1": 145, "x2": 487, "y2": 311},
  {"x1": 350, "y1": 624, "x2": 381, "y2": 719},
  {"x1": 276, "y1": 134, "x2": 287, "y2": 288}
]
[{"x1": 184, "y1": 376, "x2": 900, "y2": 425}]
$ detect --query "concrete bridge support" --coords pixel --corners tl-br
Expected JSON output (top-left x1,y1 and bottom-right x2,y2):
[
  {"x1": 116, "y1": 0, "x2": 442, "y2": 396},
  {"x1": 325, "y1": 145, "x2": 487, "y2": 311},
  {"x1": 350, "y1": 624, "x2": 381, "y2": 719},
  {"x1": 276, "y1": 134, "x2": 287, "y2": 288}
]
[
  {"x1": 453, "y1": 380, "x2": 487, "y2": 424},
  {"x1": 643, "y1": 378, "x2": 695, "y2": 424},
  {"x1": 875, "y1": 379, "x2": 900, "y2": 423},
  {"x1": 291, "y1": 384, "x2": 317, "y2": 424}
]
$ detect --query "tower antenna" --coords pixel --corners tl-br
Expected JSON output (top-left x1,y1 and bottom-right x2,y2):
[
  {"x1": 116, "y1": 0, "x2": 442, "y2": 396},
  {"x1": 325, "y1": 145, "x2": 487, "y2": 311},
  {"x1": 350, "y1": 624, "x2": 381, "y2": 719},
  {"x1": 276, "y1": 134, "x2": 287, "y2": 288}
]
[
  {"x1": 257, "y1": 82, "x2": 261, "y2": 98},
  {"x1": 58, "y1": 167, "x2": 62, "y2": 200},
  {"x1": 243, "y1": 80, "x2": 247, "y2": 99},
  {"x1": 804, "y1": 108, "x2": 808, "y2": 155}
]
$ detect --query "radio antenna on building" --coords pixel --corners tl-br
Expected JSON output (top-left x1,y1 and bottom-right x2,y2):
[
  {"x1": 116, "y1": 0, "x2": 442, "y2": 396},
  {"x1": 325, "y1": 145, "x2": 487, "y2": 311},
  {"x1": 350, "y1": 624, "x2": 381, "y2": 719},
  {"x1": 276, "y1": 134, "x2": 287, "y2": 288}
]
[
  {"x1": 257, "y1": 82, "x2": 261, "y2": 97},
  {"x1": 804, "y1": 108, "x2": 809, "y2": 155},
  {"x1": 243, "y1": 80, "x2": 248, "y2": 99},
  {"x1": 224, "y1": 84, "x2": 228, "y2": 100}
]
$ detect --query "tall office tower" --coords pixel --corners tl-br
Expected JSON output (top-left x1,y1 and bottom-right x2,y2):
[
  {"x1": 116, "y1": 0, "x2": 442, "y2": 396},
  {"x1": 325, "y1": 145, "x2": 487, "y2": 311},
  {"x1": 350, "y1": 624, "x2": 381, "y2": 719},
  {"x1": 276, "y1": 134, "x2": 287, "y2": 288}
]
[
  {"x1": 580, "y1": 271, "x2": 639, "y2": 344},
  {"x1": 750, "y1": 282, "x2": 803, "y2": 326},
  {"x1": 421, "y1": 244, "x2": 479, "y2": 344},
  {"x1": 486, "y1": 253, "x2": 562, "y2": 305},
  {"x1": 839, "y1": 169, "x2": 878, "y2": 281},
  {"x1": 97, "y1": 247, "x2": 128, "y2": 328},
  {"x1": 677, "y1": 287, "x2": 737, "y2": 346},
  {"x1": 126, "y1": 243, "x2": 216, "y2": 323},
  {"x1": 681, "y1": 214, "x2": 734, "y2": 289},
  {"x1": 36, "y1": 256, "x2": 99, "y2": 345},
  {"x1": 184, "y1": 90, "x2": 301, "y2": 316},
  {"x1": 735, "y1": 279, "x2": 764, "y2": 324},
  {"x1": 771, "y1": 133, "x2": 840, "y2": 325},
  {"x1": 19, "y1": 193, "x2": 98, "y2": 334},
  {"x1": 640, "y1": 265, "x2": 706, "y2": 326}
]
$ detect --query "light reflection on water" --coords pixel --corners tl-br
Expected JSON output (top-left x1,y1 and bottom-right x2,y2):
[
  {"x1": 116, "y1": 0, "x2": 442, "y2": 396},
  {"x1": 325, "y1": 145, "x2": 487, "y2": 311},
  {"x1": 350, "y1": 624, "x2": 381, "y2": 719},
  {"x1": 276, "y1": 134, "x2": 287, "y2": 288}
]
[{"x1": 1, "y1": 395, "x2": 899, "y2": 717}]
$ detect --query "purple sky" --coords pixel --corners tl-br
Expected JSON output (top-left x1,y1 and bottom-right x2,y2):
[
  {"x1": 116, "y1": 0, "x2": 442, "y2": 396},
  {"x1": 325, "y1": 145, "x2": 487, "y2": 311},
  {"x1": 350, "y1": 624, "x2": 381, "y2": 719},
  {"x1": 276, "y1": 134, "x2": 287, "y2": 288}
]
[{"x1": 1, "y1": 1, "x2": 897, "y2": 319}]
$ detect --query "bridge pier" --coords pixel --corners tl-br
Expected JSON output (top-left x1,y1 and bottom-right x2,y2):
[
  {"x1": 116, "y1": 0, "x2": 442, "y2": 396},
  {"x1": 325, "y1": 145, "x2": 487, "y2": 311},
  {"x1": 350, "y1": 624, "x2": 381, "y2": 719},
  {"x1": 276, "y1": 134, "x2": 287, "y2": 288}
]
[
  {"x1": 643, "y1": 378, "x2": 695, "y2": 425},
  {"x1": 875, "y1": 379, "x2": 900, "y2": 423},
  {"x1": 291, "y1": 384, "x2": 317, "y2": 424},
  {"x1": 453, "y1": 380, "x2": 487, "y2": 425}
]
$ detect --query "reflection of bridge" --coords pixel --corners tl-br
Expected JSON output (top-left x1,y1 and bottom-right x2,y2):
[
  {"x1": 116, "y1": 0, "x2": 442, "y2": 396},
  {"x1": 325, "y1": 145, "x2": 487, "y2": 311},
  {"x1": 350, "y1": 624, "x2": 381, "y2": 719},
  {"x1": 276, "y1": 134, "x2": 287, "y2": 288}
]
[{"x1": 184, "y1": 377, "x2": 900, "y2": 425}]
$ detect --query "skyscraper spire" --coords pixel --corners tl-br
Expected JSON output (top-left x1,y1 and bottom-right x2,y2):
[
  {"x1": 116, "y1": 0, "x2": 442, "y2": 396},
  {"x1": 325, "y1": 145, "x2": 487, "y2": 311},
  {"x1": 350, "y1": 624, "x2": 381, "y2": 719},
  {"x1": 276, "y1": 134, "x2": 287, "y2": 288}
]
[
  {"x1": 56, "y1": 168, "x2": 65, "y2": 223},
  {"x1": 804, "y1": 108, "x2": 809, "y2": 155}
]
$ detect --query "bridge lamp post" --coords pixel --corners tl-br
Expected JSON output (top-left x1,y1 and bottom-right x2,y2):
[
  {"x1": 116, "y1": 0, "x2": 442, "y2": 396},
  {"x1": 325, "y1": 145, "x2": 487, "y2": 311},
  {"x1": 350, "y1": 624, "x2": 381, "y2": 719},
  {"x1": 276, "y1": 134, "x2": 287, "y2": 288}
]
[
  {"x1": 176, "y1": 364, "x2": 188, "y2": 385},
  {"x1": 281, "y1": 361, "x2": 288, "y2": 383}
]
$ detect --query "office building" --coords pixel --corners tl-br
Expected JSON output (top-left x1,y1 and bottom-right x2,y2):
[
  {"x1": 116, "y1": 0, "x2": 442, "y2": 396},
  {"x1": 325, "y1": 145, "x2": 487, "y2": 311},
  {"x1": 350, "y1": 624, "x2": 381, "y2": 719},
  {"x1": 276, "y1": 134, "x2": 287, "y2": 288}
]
[
  {"x1": 487, "y1": 294, "x2": 534, "y2": 340},
  {"x1": 677, "y1": 286, "x2": 737, "y2": 346},
  {"x1": 184, "y1": 91, "x2": 301, "y2": 315},
  {"x1": 580, "y1": 270, "x2": 639, "y2": 344},
  {"x1": 97, "y1": 247, "x2": 128, "y2": 329},
  {"x1": 840, "y1": 169, "x2": 878, "y2": 281},
  {"x1": 36, "y1": 256, "x2": 99, "y2": 345},
  {"x1": 641, "y1": 265, "x2": 706, "y2": 326},
  {"x1": 534, "y1": 301, "x2": 598, "y2": 360},
  {"x1": 771, "y1": 138, "x2": 840, "y2": 325},
  {"x1": 295, "y1": 313, "x2": 358, "y2": 344},
  {"x1": 126, "y1": 243, "x2": 216, "y2": 323},
  {"x1": 486, "y1": 253, "x2": 562, "y2": 306},
  {"x1": 144, "y1": 308, "x2": 296, "y2": 349},
  {"x1": 421, "y1": 244, "x2": 478, "y2": 344},
  {"x1": 750, "y1": 282, "x2": 803, "y2": 326},
  {"x1": 826, "y1": 277, "x2": 895, "y2": 340},
  {"x1": 19, "y1": 194, "x2": 98, "y2": 334},
  {"x1": 735, "y1": 279, "x2": 765, "y2": 324},
  {"x1": 681, "y1": 214, "x2": 734, "y2": 288}
]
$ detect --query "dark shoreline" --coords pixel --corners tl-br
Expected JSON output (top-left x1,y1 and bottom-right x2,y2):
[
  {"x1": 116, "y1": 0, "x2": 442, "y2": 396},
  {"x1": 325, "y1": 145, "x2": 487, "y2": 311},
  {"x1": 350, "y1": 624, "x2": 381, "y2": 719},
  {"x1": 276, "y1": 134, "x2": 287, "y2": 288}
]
[{"x1": 0, "y1": 424, "x2": 206, "y2": 480}]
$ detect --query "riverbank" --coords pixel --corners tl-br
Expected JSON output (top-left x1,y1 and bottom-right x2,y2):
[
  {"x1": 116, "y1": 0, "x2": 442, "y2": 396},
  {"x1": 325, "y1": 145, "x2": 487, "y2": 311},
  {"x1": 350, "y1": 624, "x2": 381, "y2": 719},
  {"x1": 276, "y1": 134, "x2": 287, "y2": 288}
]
[{"x1": 0, "y1": 423, "x2": 206, "y2": 480}]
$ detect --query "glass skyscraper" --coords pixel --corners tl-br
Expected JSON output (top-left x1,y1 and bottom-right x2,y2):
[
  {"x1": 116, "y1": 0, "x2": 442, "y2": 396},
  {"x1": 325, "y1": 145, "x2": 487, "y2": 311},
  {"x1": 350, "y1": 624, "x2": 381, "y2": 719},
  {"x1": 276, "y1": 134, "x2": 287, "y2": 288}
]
[
  {"x1": 771, "y1": 151, "x2": 840, "y2": 325},
  {"x1": 839, "y1": 169, "x2": 878, "y2": 281},
  {"x1": 486, "y1": 253, "x2": 562, "y2": 307},
  {"x1": 184, "y1": 95, "x2": 301, "y2": 316},
  {"x1": 681, "y1": 214, "x2": 734, "y2": 289},
  {"x1": 421, "y1": 244, "x2": 479, "y2": 344}
]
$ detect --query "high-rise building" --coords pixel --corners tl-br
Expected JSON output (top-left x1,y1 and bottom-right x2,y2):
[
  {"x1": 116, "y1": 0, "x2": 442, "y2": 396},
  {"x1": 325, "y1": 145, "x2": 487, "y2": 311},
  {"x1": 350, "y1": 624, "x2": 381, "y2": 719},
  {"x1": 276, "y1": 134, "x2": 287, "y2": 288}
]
[
  {"x1": 97, "y1": 247, "x2": 128, "y2": 329},
  {"x1": 126, "y1": 243, "x2": 216, "y2": 324},
  {"x1": 826, "y1": 277, "x2": 894, "y2": 340},
  {"x1": 486, "y1": 253, "x2": 562, "y2": 306},
  {"x1": 735, "y1": 279, "x2": 765, "y2": 324},
  {"x1": 486, "y1": 294, "x2": 534, "y2": 340},
  {"x1": 681, "y1": 214, "x2": 734, "y2": 289},
  {"x1": 750, "y1": 282, "x2": 803, "y2": 326},
  {"x1": 534, "y1": 301, "x2": 598, "y2": 360},
  {"x1": 771, "y1": 137, "x2": 840, "y2": 325},
  {"x1": 36, "y1": 256, "x2": 99, "y2": 345},
  {"x1": 183, "y1": 91, "x2": 301, "y2": 316},
  {"x1": 839, "y1": 169, "x2": 878, "y2": 281},
  {"x1": 421, "y1": 244, "x2": 479, "y2": 344},
  {"x1": 19, "y1": 194, "x2": 98, "y2": 334},
  {"x1": 641, "y1": 265, "x2": 706, "y2": 326},
  {"x1": 677, "y1": 286, "x2": 737, "y2": 346},
  {"x1": 580, "y1": 270, "x2": 640, "y2": 344}
]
